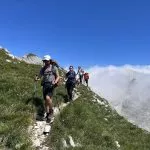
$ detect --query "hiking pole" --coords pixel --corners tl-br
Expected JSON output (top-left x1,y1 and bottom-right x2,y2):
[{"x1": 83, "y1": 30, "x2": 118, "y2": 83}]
[
  {"x1": 34, "y1": 80, "x2": 37, "y2": 97},
  {"x1": 32, "y1": 75, "x2": 38, "y2": 119},
  {"x1": 34, "y1": 75, "x2": 39, "y2": 97}
]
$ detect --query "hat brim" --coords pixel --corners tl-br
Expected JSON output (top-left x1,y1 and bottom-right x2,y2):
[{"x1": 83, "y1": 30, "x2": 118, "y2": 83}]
[{"x1": 42, "y1": 59, "x2": 51, "y2": 61}]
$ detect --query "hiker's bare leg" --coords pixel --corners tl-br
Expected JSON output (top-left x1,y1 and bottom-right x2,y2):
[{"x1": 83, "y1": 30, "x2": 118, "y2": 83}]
[{"x1": 45, "y1": 95, "x2": 53, "y2": 113}]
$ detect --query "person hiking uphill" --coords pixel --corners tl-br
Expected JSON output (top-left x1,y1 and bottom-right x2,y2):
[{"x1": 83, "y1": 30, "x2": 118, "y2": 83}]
[
  {"x1": 66, "y1": 66, "x2": 76, "y2": 101},
  {"x1": 84, "y1": 72, "x2": 89, "y2": 87},
  {"x1": 77, "y1": 66, "x2": 84, "y2": 84},
  {"x1": 35, "y1": 55, "x2": 60, "y2": 122}
]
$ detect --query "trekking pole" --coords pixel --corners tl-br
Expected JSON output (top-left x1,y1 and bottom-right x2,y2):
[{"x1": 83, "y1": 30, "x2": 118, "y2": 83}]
[
  {"x1": 34, "y1": 75, "x2": 39, "y2": 97},
  {"x1": 32, "y1": 75, "x2": 38, "y2": 119},
  {"x1": 34, "y1": 80, "x2": 37, "y2": 97}
]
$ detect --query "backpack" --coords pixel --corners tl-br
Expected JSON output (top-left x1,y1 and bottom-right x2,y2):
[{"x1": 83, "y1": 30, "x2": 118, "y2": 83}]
[
  {"x1": 84, "y1": 73, "x2": 89, "y2": 80},
  {"x1": 41, "y1": 65, "x2": 57, "y2": 86}
]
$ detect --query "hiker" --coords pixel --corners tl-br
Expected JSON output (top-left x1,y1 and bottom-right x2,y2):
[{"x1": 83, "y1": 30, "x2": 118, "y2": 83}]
[
  {"x1": 76, "y1": 77, "x2": 80, "y2": 86},
  {"x1": 65, "y1": 66, "x2": 76, "y2": 101},
  {"x1": 84, "y1": 72, "x2": 89, "y2": 87},
  {"x1": 35, "y1": 55, "x2": 60, "y2": 122},
  {"x1": 77, "y1": 66, "x2": 84, "y2": 84}
]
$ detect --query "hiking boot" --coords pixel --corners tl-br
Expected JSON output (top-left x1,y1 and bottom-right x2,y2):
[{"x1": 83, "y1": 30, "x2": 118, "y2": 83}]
[
  {"x1": 46, "y1": 113, "x2": 51, "y2": 123},
  {"x1": 69, "y1": 98, "x2": 73, "y2": 102},
  {"x1": 68, "y1": 95, "x2": 73, "y2": 102},
  {"x1": 49, "y1": 109, "x2": 54, "y2": 122},
  {"x1": 46, "y1": 114, "x2": 54, "y2": 123},
  {"x1": 46, "y1": 109, "x2": 54, "y2": 123},
  {"x1": 49, "y1": 108, "x2": 54, "y2": 115}
]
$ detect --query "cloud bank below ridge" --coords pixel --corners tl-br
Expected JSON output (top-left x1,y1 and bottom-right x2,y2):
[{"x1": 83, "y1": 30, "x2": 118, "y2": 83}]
[{"x1": 87, "y1": 65, "x2": 150, "y2": 131}]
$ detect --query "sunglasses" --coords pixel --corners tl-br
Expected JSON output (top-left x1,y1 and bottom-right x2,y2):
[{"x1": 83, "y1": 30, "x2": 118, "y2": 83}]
[{"x1": 43, "y1": 60, "x2": 50, "y2": 62}]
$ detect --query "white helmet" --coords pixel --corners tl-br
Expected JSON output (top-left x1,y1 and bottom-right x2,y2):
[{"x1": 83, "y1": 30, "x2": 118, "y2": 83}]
[{"x1": 42, "y1": 55, "x2": 51, "y2": 61}]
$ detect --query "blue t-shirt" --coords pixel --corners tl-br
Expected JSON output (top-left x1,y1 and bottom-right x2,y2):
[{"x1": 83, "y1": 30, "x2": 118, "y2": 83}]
[{"x1": 66, "y1": 71, "x2": 76, "y2": 84}]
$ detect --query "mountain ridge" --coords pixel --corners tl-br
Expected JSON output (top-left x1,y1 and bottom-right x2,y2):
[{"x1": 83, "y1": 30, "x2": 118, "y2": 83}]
[{"x1": 0, "y1": 47, "x2": 42, "y2": 65}]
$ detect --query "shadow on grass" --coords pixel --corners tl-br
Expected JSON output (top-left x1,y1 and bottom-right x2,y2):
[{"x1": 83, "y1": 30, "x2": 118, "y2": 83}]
[
  {"x1": 25, "y1": 91, "x2": 69, "y2": 120},
  {"x1": 26, "y1": 97, "x2": 45, "y2": 118},
  {"x1": 55, "y1": 93, "x2": 69, "y2": 103}
]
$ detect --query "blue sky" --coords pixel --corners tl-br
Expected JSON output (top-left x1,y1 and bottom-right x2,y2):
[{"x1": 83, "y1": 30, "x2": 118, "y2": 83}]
[{"x1": 0, "y1": 0, "x2": 150, "y2": 68}]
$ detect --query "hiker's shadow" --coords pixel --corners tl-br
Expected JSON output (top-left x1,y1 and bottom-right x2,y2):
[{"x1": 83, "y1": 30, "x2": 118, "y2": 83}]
[
  {"x1": 56, "y1": 93, "x2": 69, "y2": 103},
  {"x1": 26, "y1": 97, "x2": 45, "y2": 117}
]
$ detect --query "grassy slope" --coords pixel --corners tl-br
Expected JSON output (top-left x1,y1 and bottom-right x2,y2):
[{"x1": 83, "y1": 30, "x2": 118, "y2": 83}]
[
  {"x1": 48, "y1": 85, "x2": 150, "y2": 150},
  {"x1": 0, "y1": 50, "x2": 42, "y2": 150},
  {"x1": 0, "y1": 49, "x2": 66, "y2": 150}
]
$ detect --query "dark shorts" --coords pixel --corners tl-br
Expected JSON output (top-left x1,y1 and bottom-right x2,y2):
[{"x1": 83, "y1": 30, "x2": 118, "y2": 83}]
[
  {"x1": 85, "y1": 79, "x2": 88, "y2": 83},
  {"x1": 43, "y1": 83, "x2": 54, "y2": 100}
]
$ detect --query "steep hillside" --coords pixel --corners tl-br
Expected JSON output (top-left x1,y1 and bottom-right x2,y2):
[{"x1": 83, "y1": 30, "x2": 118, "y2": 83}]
[
  {"x1": 88, "y1": 66, "x2": 150, "y2": 132},
  {"x1": 0, "y1": 49, "x2": 42, "y2": 149},
  {"x1": 1, "y1": 49, "x2": 150, "y2": 150},
  {"x1": 0, "y1": 49, "x2": 65, "y2": 150},
  {"x1": 47, "y1": 87, "x2": 150, "y2": 150}
]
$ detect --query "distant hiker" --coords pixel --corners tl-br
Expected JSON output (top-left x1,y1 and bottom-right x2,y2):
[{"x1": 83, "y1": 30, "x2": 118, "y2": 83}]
[
  {"x1": 77, "y1": 66, "x2": 84, "y2": 84},
  {"x1": 35, "y1": 55, "x2": 60, "y2": 122},
  {"x1": 76, "y1": 77, "x2": 80, "y2": 86},
  {"x1": 65, "y1": 66, "x2": 76, "y2": 101},
  {"x1": 84, "y1": 72, "x2": 89, "y2": 87}
]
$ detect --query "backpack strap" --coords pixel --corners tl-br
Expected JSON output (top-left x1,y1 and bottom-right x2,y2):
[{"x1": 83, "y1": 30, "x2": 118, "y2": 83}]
[
  {"x1": 51, "y1": 65, "x2": 57, "y2": 78},
  {"x1": 41, "y1": 65, "x2": 56, "y2": 75}
]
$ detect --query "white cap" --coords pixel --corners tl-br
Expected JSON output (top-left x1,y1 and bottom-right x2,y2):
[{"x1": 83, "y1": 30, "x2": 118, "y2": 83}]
[{"x1": 42, "y1": 55, "x2": 51, "y2": 61}]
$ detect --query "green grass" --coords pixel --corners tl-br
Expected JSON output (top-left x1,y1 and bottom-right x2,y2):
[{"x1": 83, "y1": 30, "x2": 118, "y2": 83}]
[
  {"x1": 1, "y1": 49, "x2": 150, "y2": 150},
  {"x1": 47, "y1": 85, "x2": 150, "y2": 150},
  {"x1": 0, "y1": 49, "x2": 67, "y2": 149},
  {"x1": 0, "y1": 50, "x2": 43, "y2": 149}
]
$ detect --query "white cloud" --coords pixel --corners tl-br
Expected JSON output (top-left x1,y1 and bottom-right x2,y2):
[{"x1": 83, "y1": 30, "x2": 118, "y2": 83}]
[{"x1": 87, "y1": 65, "x2": 150, "y2": 131}]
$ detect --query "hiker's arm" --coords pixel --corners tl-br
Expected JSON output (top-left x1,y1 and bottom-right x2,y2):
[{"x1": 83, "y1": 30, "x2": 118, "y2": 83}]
[
  {"x1": 65, "y1": 72, "x2": 69, "y2": 79},
  {"x1": 76, "y1": 70, "x2": 79, "y2": 76},
  {"x1": 34, "y1": 68, "x2": 43, "y2": 81},
  {"x1": 74, "y1": 72, "x2": 77, "y2": 81},
  {"x1": 64, "y1": 72, "x2": 69, "y2": 82},
  {"x1": 54, "y1": 68, "x2": 60, "y2": 84},
  {"x1": 34, "y1": 75, "x2": 40, "y2": 81}
]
